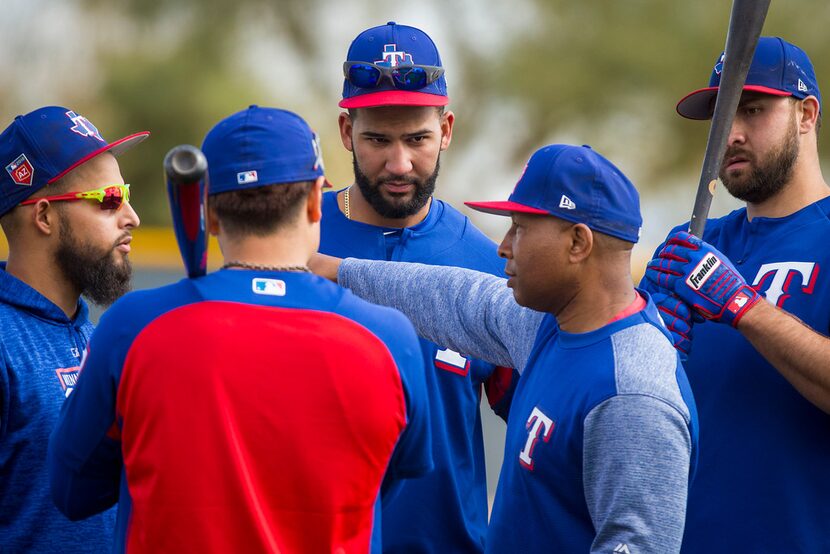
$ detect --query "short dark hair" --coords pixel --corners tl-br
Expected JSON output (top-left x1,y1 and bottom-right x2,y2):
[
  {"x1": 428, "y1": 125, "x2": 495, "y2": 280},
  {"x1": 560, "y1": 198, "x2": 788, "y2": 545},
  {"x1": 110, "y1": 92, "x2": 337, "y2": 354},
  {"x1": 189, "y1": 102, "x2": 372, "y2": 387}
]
[
  {"x1": 209, "y1": 181, "x2": 313, "y2": 238},
  {"x1": 347, "y1": 106, "x2": 445, "y2": 120}
]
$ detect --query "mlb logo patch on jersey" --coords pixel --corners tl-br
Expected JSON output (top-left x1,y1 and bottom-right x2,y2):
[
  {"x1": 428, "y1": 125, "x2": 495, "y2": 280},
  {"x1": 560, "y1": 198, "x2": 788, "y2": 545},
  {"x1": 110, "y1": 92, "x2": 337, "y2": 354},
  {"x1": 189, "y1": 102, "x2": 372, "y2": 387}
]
[
  {"x1": 237, "y1": 170, "x2": 258, "y2": 185},
  {"x1": 435, "y1": 347, "x2": 470, "y2": 376},
  {"x1": 6, "y1": 153, "x2": 34, "y2": 186},
  {"x1": 55, "y1": 367, "x2": 80, "y2": 398},
  {"x1": 252, "y1": 278, "x2": 286, "y2": 296}
]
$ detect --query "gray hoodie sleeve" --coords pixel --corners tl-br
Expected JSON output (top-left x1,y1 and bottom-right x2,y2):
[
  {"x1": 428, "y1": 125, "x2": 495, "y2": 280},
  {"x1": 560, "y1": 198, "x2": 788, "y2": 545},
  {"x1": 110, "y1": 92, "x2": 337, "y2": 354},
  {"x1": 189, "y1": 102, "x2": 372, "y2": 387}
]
[{"x1": 338, "y1": 259, "x2": 544, "y2": 372}]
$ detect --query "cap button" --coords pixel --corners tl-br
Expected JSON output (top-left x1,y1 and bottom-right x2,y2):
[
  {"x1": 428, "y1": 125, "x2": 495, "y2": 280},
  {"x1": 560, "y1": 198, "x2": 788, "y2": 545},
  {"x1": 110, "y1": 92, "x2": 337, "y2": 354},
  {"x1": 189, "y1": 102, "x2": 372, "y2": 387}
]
[
  {"x1": 387, "y1": 21, "x2": 396, "y2": 25},
  {"x1": 248, "y1": 104, "x2": 259, "y2": 110}
]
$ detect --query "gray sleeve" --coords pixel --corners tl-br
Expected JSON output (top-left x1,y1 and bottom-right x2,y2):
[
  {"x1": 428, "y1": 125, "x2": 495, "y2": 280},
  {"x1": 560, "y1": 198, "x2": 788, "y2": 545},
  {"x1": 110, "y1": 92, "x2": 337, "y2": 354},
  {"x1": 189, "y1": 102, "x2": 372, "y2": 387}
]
[
  {"x1": 583, "y1": 395, "x2": 691, "y2": 554},
  {"x1": 339, "y1": 259, "x2": 543, "y2": 372}
]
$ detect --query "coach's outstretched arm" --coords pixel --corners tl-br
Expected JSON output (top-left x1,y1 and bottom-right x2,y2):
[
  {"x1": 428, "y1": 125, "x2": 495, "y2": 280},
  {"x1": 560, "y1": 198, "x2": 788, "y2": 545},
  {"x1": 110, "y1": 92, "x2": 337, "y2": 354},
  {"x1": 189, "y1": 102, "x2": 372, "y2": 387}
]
[{"x1": 321, "y1": 256, "x2": 544, "y2": 373}]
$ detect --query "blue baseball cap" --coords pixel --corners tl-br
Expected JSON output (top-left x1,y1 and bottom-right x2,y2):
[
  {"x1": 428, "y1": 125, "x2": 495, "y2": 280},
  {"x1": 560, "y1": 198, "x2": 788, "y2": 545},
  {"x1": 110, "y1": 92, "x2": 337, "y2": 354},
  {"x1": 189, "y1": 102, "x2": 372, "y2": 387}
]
[
  {"x1": 340, "y1": 21, "x2": 449, "y2": 109},
  {"x1": 202, "y1": 105, "x2": 329, "y2": 196},
  {"x1": 0, "y1": 106, "x2": 148, "y2": 217},
  {"x1": 466, "y1": 144, "x2": 642, "y2": 243},
  {"x1": 677, "y1": 37, "x2": 821, "y2": 120}
]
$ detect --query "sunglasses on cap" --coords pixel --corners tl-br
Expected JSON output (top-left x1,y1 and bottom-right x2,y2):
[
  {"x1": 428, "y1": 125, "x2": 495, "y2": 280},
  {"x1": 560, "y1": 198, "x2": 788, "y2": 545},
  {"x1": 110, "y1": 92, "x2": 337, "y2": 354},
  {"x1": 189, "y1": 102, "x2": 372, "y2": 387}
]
[
  {"x1": 343, "y1": 61, "x2": 444, "y2": 91},
  {"x1": 19, "y1": 184, "x2": 131, "y2": 211}
]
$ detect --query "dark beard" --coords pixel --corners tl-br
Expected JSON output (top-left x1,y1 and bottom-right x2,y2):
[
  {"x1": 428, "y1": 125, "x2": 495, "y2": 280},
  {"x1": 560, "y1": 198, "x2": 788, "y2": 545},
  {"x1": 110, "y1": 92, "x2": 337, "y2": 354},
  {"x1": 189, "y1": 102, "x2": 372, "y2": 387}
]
[
  {"x1": 55, "y1": 218, "x2": 132, "y2": 307},
  {"x1": 719, "y1": 122, "x2": 799, "y2": 204},
  {"x1": 353, "y1": 154, "x2": 439, "y2": 219}
]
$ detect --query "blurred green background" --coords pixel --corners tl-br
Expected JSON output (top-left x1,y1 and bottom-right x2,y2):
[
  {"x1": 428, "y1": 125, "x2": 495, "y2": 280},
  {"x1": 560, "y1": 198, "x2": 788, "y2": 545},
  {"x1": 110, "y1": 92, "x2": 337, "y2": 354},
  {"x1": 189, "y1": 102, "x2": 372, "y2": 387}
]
[
  {"x1": 3, "y1": 0, "x2": 828, "y2": 504},
  {"x1": 3, "y1": 0, "x2": 829, "y2": 260}
]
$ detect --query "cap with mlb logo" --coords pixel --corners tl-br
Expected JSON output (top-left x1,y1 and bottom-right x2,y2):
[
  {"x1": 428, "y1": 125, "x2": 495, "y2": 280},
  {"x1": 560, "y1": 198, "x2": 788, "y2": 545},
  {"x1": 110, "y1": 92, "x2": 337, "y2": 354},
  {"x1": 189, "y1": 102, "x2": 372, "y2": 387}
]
[
  {"x1": 0, "y1": 106, "x2": 149, "y2": 217},
  {"x1": 202, "y1": 105, "x2": 329, "y2": 196},
  {"x1": 340, "y1": 21, "x2": 449, "y2": 109},
  {"x1": 465, "y1": 144, "x2": 642, "y2": 243}
]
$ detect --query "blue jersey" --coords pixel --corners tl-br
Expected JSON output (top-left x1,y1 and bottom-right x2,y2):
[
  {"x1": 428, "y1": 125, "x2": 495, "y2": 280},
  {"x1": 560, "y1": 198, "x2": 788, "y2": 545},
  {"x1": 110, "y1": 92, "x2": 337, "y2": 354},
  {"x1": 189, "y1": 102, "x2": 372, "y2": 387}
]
[
  {"x1": 487, "y1": 301, "x2": 698, "y2": 553},
  {"x1": 337, "y1": 261, "x2": 700, "y2": 552},
  {"x1": 48, "y1": 270, "x2": 431, "y2": 554},
  {"x1": 0, "y1": 264, "x2": 115, "y2": 552},
  {"x1": 657, "y1": 197, "x2": 830, "y2": 552},
  {"x1": 320, "y1": 192, "x2": 516, "y2": 553}
]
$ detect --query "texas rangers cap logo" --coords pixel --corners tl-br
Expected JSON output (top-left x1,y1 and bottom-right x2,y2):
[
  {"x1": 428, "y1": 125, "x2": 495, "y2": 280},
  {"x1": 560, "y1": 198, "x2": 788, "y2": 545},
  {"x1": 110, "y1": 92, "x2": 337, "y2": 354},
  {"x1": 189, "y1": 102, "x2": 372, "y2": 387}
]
[
  {"x1": 66, "y1": 110, "x2": 105, "y2": 142},
  {"x1": 376, "y1": 44, "x2": 414, "y2": 67},
  {"x1": 714, "y1": 53, "x2": 725, "y2": 75},
  {"x1": 5, "y1": 153, "x2": 34, "y2": 186}
]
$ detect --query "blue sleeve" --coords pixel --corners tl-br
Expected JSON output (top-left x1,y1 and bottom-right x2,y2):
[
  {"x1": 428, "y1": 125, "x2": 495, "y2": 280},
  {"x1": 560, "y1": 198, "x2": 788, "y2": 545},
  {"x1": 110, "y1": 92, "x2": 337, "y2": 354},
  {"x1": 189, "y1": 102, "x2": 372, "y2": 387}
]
[
  {"x1": 383, "y1": 312, "x2": 433, "y2": 482},
  {"x1": 0, "y1": 351, "x2": 8, "y2": 439},
  {"x1": 47, "y1": 300, "x2": 136, "y2": 520}
]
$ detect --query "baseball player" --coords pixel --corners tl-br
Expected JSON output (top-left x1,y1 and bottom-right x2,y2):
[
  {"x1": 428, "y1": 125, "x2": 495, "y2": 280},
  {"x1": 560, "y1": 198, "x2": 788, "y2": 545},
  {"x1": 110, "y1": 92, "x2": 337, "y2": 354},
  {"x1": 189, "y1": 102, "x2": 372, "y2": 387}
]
[
  {"x1": 321, "y1": 22, "x2": 517, "y2": 552},
  {"x1": 48, "y1": 106, "x2": 432, "y2": 553},
  {"x1": 0, "y1": 106, "x2": 146, "y2": 552},
  {"x1": 643, "y1": 37, "x2": 830, "y2": 552},
  {"x1": 313, "y1": 144, "x2": 699, "y2": 553}
]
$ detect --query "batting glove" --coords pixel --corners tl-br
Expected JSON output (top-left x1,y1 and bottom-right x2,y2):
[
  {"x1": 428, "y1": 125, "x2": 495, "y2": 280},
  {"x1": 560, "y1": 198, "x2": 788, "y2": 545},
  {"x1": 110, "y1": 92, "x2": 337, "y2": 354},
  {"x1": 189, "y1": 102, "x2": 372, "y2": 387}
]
[
  {"x1": 648, "y1": 290, "x2": 698, "y2": 361},
  {"x1": 645, "y1": 230, "x2": 761, "y2": 327}
]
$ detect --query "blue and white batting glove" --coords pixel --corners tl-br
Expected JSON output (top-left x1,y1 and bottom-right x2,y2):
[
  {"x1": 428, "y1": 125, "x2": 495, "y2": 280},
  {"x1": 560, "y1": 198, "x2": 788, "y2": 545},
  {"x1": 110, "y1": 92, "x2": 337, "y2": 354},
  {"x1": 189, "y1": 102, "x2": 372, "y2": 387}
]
[{"x1": 645, "y1": 230, "x2": 761, "y2": 327}]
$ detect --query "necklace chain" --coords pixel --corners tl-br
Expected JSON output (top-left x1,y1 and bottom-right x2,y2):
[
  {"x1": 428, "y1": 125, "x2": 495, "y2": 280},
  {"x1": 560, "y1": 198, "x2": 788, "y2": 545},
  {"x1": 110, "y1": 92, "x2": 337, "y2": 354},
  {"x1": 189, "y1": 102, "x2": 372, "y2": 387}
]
[
  {"x1": 222, "y1": 261, "x2": 310, "y2": 272},
  {"x1": 344, "y1": 186, "x2": 351, "y2": 220}
]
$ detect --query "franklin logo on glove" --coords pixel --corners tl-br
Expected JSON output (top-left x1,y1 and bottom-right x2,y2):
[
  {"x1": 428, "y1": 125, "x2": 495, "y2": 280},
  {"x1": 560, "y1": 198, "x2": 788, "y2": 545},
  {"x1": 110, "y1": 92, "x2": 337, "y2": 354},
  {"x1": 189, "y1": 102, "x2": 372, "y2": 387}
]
[{"x1": 686, "y1": 253, "x2": 721, "y2": 290}]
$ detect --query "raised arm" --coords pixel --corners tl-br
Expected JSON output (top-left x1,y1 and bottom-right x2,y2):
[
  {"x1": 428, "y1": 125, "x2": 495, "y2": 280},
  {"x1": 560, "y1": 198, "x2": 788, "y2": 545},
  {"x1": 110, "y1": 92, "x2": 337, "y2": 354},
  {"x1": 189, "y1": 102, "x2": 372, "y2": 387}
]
[{"x1": 338, "y1": 259, "x2": 543, "y2": 372}]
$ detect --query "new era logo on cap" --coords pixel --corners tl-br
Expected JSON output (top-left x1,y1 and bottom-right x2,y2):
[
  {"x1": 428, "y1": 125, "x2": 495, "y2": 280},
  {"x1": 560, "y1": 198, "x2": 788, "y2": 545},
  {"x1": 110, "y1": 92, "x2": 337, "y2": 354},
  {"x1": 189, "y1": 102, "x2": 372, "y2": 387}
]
[
  {"x1": 464, "y1": 145, "x2": 642, "y2": 244},
  {"x1": 5, "y1": 154, "x2": 33, "y2": 186}
]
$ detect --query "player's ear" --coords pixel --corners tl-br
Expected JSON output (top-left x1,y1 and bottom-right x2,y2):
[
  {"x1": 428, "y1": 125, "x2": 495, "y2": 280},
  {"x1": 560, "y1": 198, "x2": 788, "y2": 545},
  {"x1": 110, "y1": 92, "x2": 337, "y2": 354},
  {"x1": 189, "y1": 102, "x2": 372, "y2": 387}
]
[
  {"x1": 799, "y1": 96, "x2": 820, "y2": 134},
  {"x1": 32, "y1": 199, "x2": 57, "y2": 237},
  {"x1": 440, "y1": 110, "x2": 454, "y2": 151},
  {"x1": 568, "y1": 223, "x2": 593, "y2": 263},
  {"x1": 338, "y1": 112, "x2": 354, "y2": 152},
  {"x1": 307, "y1": 177, "x2": 324, "y2": 224}
]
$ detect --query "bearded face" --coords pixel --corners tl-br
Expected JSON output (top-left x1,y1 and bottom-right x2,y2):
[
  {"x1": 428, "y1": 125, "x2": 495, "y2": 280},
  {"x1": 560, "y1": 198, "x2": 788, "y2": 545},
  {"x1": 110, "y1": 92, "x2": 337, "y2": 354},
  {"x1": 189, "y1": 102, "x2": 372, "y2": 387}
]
[
  {"x1": 719, "y1": 105, "x2": 800, "y2": 204},
  {"x1": 55, "y1": 216, "x2": 133, "y2": 307},
  {"x1": 352, "y1": 153, "x2": 440, "y2": 219}
]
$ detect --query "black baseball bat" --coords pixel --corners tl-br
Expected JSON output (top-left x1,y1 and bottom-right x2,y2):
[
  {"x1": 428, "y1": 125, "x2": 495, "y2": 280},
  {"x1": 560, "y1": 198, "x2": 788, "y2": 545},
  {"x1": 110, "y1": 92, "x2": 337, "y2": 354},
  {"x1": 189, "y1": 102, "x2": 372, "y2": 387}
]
[
  {"x1": 688, "y1": 0, "x2": 771, "y2": 237},
  {"x1": 164, "y1": 145, "x2": 208, "y2": 278}
]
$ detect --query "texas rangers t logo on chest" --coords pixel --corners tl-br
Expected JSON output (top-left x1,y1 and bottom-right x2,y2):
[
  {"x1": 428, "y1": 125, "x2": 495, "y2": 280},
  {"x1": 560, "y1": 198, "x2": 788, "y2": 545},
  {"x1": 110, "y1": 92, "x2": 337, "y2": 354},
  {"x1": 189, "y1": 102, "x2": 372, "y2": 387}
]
[
  {"x1": 752, "y1": 262, "x2": 818, "y2": 307},
  {"x1": 519, "y1": 406, "x2": 555, "y2": 471}
]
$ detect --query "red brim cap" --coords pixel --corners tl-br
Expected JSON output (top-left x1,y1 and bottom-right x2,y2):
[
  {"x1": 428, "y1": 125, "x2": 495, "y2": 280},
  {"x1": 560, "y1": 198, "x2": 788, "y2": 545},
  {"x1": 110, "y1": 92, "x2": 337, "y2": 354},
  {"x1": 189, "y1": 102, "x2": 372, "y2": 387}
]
[
  {"x1": 48, "y1": 131, "x2": 150, "y2": 184},
  {"x1": 676, "y1": 85, "x2": 792, "y2": 120},
  {"x1": 464, "y1": 200, "x2": 549, "y2": 217},
  {"x1": 339, "y1": 91, "x2": 450, "y2": 109}
]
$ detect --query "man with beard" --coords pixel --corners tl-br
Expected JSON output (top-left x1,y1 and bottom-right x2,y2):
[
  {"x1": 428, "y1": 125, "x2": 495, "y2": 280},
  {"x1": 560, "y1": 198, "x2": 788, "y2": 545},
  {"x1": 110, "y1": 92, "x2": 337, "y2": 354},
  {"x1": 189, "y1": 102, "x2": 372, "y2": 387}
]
[
  {"x1": 320, "y1": 22, "x2": 516, "y2": 553},
  {"x1": 642, "y1": 37, "x2": 830, "y2": 551},
  {"x1": 0, "y1": 106, "x2": 146, "y2": 552}
]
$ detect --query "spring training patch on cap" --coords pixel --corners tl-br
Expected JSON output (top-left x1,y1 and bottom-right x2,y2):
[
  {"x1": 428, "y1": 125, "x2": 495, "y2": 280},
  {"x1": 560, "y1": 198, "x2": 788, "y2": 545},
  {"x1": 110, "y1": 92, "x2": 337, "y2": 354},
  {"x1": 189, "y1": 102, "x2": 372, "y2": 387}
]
[{"x1": 5, "y1": 154, "x2": 34, "y2": 186}]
